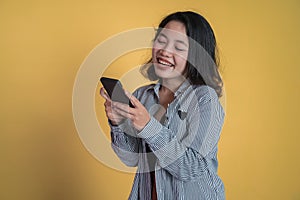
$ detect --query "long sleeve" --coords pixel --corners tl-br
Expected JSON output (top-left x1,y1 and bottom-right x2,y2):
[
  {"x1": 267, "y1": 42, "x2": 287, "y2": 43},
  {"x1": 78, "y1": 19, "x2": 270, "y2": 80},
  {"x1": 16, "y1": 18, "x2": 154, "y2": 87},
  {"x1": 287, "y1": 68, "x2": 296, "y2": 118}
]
[
  {"x1": 137, "y1": 86, "x2": 225, "y2": 181},
  {"x1": 109, "y1": 90, "x2": 141, "y2": 167}
]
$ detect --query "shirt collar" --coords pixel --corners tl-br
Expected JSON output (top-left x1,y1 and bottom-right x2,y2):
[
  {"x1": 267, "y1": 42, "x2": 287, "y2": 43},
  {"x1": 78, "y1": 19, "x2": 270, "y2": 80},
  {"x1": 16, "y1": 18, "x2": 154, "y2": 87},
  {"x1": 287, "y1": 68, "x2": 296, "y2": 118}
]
[
  {"x1": 174, "y1": 79, "x2": 191, "y2": 97},
  {"x1": 146, "y1": 79, "x2": 191, "y2": 98}
]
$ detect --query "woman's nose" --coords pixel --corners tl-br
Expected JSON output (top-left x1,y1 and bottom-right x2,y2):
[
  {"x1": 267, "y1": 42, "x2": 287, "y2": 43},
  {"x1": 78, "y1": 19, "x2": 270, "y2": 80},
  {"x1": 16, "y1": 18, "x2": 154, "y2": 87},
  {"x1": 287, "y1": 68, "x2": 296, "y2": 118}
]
[{"x1": 160, "y1": 48, "x2": 172, "y2": 57}]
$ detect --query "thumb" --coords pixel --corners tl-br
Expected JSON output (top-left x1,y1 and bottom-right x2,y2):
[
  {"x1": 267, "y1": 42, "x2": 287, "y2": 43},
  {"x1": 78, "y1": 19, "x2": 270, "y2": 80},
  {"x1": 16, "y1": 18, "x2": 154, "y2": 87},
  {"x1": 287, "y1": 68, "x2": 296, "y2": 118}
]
[
  {"x1": 125, "y1": 91, "x2": 141, "y2": 108},
  {"x1": 100, "y1": 87, "x2": 110, "y2": 100}
]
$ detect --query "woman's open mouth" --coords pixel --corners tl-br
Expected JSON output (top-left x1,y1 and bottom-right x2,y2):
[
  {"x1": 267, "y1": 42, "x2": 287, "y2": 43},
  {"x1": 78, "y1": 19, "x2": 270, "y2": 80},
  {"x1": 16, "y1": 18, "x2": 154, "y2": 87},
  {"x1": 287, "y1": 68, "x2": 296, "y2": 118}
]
[{"x1": 157, "y1": 57, "x2": 174, "y2": 67}]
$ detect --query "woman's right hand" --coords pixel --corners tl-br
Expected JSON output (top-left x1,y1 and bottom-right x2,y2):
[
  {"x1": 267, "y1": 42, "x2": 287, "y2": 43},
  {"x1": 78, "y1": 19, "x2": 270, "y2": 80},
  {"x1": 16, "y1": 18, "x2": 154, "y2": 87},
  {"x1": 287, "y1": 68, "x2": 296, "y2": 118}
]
[{"x1": 100, "y1": 87, "x2": 126, "y2": 125}]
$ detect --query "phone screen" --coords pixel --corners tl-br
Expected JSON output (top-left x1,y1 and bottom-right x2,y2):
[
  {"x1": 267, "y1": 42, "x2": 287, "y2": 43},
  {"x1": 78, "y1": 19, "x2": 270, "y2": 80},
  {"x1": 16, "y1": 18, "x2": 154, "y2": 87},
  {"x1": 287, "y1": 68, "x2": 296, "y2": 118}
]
[{"x1": 100, "y1": 77, "x2": 134, "y2": 108}]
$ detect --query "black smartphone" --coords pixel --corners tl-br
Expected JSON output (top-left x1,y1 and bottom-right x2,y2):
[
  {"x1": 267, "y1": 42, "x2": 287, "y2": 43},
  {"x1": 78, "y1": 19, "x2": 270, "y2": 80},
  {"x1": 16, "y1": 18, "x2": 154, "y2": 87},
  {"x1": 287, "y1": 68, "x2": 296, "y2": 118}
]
[{"x1": 100, "y1": 77, "x2": 134, "y2": 108}]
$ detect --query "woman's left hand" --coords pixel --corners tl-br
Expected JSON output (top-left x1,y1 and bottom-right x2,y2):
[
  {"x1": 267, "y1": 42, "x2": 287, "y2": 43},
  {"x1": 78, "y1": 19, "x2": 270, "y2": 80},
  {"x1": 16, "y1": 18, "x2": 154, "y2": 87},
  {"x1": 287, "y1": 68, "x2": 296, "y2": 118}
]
[{"x1": 111, "y1": 91, "x2": 151, "y2": 131}]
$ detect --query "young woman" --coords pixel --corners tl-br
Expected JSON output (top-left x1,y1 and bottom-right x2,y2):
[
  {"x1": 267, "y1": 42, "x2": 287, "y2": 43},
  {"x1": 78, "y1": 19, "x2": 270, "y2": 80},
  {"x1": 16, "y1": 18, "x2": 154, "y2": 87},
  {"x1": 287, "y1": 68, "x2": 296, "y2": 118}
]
[{"x1": 100, "y1": 11, "x2": 225, "y2": 200}]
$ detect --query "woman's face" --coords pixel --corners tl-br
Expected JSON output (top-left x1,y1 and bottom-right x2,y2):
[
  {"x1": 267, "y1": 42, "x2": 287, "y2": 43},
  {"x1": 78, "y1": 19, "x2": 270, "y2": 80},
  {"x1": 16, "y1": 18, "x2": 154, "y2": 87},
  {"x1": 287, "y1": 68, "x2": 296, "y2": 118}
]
[{"x1": 152, "y1": 20, "x2": 189, "y2": 80}]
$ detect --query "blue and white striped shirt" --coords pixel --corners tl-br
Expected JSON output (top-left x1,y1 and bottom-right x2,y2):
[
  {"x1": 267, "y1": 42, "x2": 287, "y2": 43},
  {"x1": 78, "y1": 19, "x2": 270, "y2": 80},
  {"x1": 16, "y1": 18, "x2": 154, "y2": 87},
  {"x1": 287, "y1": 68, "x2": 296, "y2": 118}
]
[{"x1": 110, "y1": 80, "x2": 225, "y2": 200}]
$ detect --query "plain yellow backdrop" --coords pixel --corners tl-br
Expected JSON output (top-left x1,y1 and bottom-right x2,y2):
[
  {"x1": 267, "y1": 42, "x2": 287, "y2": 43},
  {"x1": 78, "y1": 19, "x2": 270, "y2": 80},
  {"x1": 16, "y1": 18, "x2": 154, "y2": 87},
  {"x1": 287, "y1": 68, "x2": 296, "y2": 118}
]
[{"x1": 1, "y1": 0, "x2": 300, "y2": 199}]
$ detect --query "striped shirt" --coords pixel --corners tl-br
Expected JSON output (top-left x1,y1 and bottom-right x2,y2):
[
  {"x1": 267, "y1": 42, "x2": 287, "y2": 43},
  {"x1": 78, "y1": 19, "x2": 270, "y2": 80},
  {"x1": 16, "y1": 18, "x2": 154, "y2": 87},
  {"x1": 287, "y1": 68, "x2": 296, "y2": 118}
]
[{"x1": 110, "y1": 80, "x2": 225, "y2": 200}]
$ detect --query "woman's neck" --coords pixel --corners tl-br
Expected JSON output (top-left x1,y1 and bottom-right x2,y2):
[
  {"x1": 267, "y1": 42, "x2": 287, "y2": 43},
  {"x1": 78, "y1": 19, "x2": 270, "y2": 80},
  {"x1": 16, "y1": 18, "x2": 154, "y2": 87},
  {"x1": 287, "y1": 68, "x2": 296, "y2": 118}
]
[
  {"x1": 158, "y1": 84, "x2": 175, "y2": 110},
  {"x1": 161, "y1": 77, "x2": 185, "y2": 93}
]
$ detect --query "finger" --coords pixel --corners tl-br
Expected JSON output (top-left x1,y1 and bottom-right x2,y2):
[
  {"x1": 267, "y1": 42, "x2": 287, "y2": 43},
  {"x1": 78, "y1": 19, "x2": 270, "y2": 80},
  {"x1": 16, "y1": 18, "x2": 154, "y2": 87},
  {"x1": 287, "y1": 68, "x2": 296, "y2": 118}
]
[
  {"x1": 107, "y1": 112, "x2": 124, "y2": 124},
  {"x1": 107, "y1": 105, "x2": 124, "y2": 118},
  {"x1": 100, "y1": 87, "x2": 110, "y2": 100},
  {"x1": 123, "y1": 90, "x2": 135, "y2": 107},
  {"x1": 112, "y1": 102, "x2": 137, "y2": 119},
  {"x1": 112, "y1": 101, "x2": 133, "y2": 113},
  {"x1": 113, "y1": 105, "x2": 133, "y2": 119},
  {"x1": 125, "y1": 92, "x2": 141, "y2": 108}
]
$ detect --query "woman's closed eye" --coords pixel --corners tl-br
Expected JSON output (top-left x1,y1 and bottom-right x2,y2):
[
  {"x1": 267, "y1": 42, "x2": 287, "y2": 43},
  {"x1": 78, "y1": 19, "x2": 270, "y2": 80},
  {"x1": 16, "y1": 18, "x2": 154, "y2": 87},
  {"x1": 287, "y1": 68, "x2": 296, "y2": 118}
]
[
  {"x1": 174, "y1": 41, "x2": 188, "y2": 52},
  {"x1": 156, "y1": 34, "x2": 168, "y2": 44},
  {"x1": 175, "y1": 45, "x2": 187, "y2": 52},
  {"x1": 156, "y1": 36, "x2": 167, "y2": 44},
  {"x1": 157, "y1": 39, "x2": 166, "y2": 44}
]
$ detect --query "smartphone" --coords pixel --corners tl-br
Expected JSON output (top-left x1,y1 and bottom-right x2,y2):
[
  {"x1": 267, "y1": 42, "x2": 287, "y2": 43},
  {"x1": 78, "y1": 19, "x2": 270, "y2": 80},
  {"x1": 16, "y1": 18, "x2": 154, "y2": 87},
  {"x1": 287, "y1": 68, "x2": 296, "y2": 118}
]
[{"x1": 100, "y1": 77, "x2": 134, "y2": 108}]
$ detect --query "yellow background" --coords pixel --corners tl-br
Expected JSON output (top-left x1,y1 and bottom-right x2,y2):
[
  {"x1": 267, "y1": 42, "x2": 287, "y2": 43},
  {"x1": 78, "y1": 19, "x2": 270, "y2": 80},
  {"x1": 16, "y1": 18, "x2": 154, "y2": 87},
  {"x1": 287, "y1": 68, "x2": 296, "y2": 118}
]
[{"x1": 1, "y1": 0, "x2": 300, "y2": 199}]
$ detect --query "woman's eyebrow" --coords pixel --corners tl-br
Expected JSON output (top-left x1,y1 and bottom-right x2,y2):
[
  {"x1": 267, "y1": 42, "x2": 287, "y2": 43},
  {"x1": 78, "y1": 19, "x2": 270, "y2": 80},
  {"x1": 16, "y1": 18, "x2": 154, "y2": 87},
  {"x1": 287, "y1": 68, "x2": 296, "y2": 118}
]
[{"x1": 158, "y1": 33, "x2": 168, "y2": 39}]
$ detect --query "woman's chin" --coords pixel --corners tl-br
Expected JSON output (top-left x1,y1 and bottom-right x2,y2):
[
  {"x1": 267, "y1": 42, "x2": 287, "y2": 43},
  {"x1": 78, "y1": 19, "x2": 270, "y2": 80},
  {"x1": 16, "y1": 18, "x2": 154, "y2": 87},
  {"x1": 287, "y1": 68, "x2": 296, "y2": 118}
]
[
  {"x1": 154, "y1": 68, "x2": 184, "y2": 80},
  {"x1": 154, "y1": 67, "x2": 172, "y2": 77}
]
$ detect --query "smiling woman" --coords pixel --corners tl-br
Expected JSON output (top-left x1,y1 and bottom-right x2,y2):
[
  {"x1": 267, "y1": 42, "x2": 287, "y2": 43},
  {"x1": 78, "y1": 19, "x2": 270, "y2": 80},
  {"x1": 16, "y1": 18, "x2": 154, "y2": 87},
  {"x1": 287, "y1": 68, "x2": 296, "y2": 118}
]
[
  {"x1": 152, "y1": 21, "x2": 189, "y2": 80},
  {"x1": 141, "y1": 11, "x2": 223, "y2": 97},
  {"x1": 100, "y1": 11, "x2": 225, "y2": 200}
]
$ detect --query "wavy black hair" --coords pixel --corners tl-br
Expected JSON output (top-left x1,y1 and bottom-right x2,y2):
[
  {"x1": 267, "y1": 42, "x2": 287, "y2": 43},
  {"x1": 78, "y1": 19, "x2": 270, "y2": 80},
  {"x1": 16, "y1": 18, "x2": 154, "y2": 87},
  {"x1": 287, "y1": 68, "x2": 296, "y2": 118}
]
[{"x1": 140, "y1": 11, "x2": 223, "y2": 97}]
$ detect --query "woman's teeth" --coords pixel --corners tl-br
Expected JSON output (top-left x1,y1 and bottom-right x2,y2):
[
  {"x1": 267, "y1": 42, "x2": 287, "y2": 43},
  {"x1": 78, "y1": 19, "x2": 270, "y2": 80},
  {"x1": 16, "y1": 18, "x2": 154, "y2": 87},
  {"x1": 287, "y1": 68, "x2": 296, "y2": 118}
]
[{"x1": 158, "y1": 59, "x2": 173, "y2": 67}]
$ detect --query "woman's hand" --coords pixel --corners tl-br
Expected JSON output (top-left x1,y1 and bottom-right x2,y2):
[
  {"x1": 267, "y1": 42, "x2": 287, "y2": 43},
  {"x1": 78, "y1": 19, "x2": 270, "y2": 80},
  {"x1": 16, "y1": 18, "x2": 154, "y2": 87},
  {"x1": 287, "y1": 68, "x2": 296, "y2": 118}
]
[
  {"x1": 100, "y1": 87, "x2": 126, "y2": 126},
  {"x1": 111, "y1": 91, "x2": 151, "y2": 131}
]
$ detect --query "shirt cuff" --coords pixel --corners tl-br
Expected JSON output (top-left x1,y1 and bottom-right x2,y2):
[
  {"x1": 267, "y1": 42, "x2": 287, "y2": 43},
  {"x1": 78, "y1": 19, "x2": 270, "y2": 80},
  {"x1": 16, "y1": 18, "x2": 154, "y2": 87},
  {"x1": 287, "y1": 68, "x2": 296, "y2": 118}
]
[
  {"x1": 137, "y1": 117, "x2": 163, "y2": 140},
  {"x1": 109, "y1": 119, "x2": 137, "y2": 137}
]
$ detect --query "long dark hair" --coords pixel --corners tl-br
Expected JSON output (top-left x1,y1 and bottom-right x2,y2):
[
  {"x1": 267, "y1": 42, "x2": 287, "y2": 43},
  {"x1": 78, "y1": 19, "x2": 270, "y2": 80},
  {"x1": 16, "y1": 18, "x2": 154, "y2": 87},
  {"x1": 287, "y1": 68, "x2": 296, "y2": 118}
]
[{"x1": 140, "y1": 11, "x2": 223, "y2": 97}]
